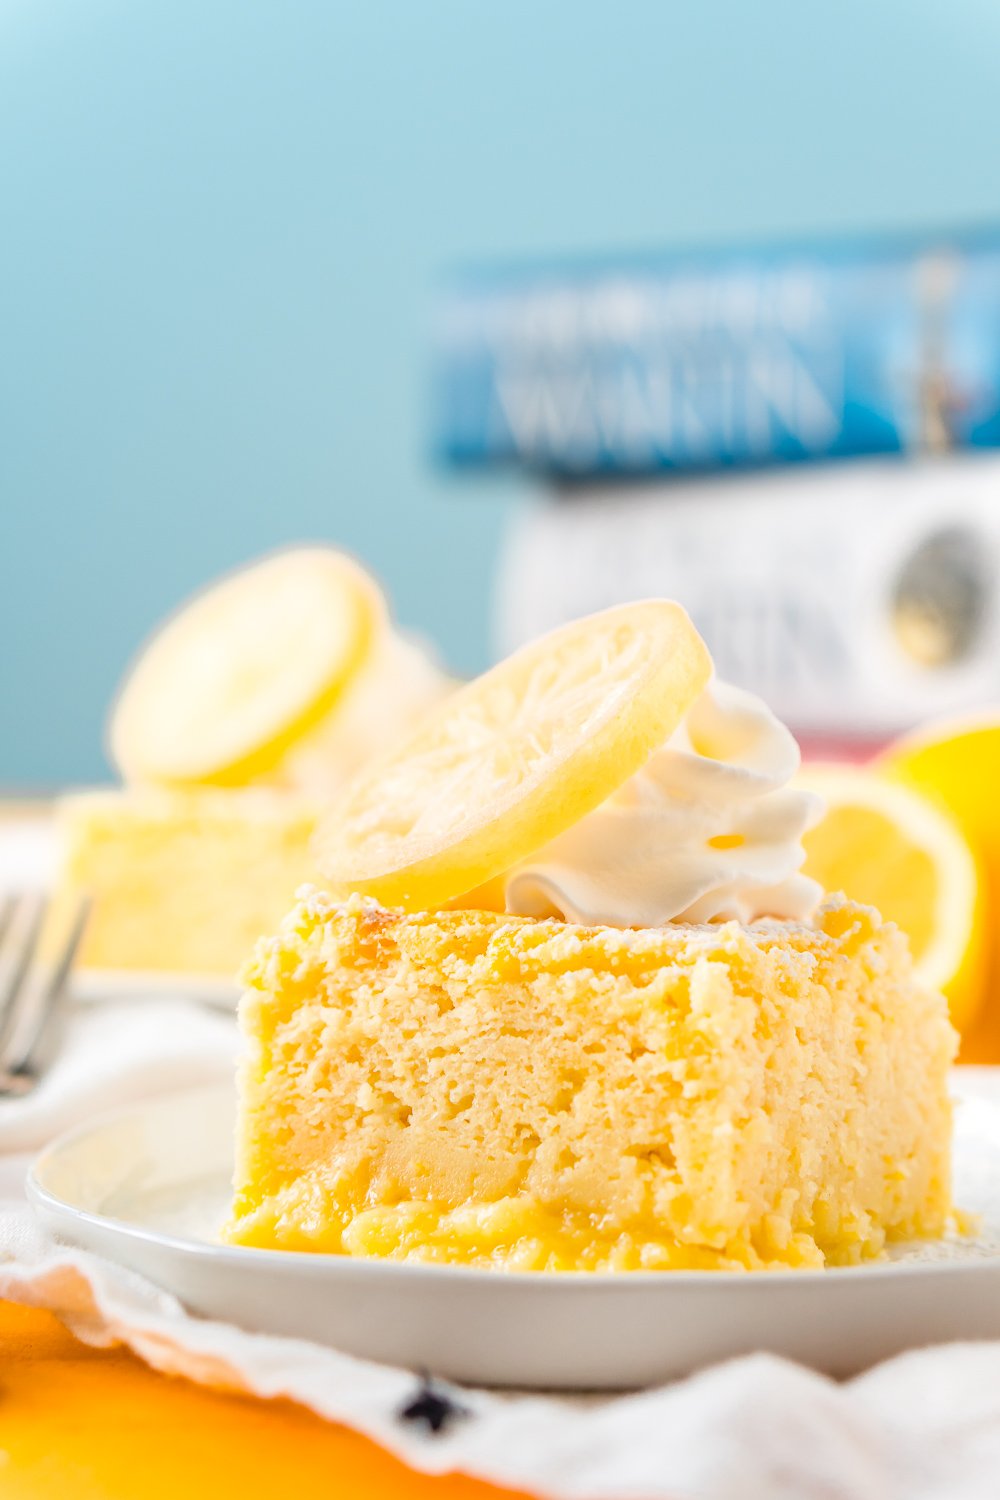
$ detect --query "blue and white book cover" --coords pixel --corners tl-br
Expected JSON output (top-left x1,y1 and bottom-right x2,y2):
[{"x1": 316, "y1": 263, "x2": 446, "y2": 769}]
[{"x1": 431, "y1": 230, "x2": 1000, "y2": 476}]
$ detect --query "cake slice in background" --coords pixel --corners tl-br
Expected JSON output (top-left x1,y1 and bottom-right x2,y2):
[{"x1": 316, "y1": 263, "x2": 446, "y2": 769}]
[
  {"x1": 51, "y1": 547, "x2": 450, "y2": 980},
  {"x1": 56, "y1": 788, "x2": 318, "y2": 978}
]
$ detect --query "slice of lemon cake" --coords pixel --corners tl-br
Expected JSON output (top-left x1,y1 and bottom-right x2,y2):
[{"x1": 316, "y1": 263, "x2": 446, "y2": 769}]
[
  {"x1": 56, "y1": 787, "x2": 319, "y2": 977},
  {"x1": 226, "y1": 600, "x2": 957, "y2": 1270},
  {"x1": 227, "y1": 891, "x2": 954, "y2": 1269}
]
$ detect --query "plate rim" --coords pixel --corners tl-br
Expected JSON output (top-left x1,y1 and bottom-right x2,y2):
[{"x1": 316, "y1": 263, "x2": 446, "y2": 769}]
[
  {"x1": 26, "y1": 1079, "x2": 1000, "y2": 1291},
  {"x1": 72, "y1": 969, "x2": 240, "y2": 1008}
]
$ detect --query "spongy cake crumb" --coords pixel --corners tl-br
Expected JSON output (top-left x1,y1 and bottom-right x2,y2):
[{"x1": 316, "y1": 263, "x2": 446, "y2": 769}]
[{"x1": 225, "y1": 895, "x2": 956, "y2": 1271}]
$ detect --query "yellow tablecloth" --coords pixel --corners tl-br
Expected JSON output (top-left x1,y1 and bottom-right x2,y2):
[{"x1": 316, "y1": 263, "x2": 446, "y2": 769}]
[{"x1": 0, "y1": 1302, "x2": 525, "y2": 1500}]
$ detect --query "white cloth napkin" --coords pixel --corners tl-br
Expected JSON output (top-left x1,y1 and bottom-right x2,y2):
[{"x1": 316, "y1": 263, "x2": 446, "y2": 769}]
[
  {"x1": 4, "y1": 1003, "x2": 1000, "y2": 1500},
  {"x1": 0, "y1": 998, "x2": 237, "y2": 1155}
]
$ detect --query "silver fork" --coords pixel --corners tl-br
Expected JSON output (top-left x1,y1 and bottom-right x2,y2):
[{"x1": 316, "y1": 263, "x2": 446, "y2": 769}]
[{"x1": 0, "y1": 893, "x2": 89, "y2": 1099}]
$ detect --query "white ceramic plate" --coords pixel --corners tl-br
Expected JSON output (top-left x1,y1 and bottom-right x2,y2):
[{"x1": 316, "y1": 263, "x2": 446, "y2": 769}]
[
  {"x1": 71, "y1": 969, "x2": 240, "y2": 1010},
  {"x1": 28, "y1": 1078, "x2": 1000, "y2": 1390}
]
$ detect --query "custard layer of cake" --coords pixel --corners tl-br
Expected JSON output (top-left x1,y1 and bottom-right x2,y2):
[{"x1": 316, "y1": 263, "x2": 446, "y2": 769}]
[
  {"x1": 226, "y1": 891, "x2": 956, "y2": 1270},
  {"x1": 56, "y1": 788, "x2": 318, "y2": 976}
]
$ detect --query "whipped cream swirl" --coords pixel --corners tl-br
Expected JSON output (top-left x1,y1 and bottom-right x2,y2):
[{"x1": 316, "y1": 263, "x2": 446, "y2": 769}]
[{"x1": 504, "y1": 680, "x2": 823, "y2": 928}]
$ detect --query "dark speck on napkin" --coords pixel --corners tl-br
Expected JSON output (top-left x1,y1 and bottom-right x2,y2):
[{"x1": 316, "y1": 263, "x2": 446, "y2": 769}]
[{"x1": 397, "y1": 1374, "x2": 470, "y2": 1435}]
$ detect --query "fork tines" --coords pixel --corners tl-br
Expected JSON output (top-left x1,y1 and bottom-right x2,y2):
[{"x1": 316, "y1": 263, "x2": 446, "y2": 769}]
[{"x1": 0, "y1": 893, "x2": 89, "y2": 1098}]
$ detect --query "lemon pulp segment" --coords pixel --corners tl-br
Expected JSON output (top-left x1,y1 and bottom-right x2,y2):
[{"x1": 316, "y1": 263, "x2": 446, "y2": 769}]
[
  {"x1": 797, "y1": 763, "x2": 986, "y2": 1031},
  {"x1": 879, "y1": 717, "x2": 1000, "y2": 1058},
  {"x1": 315, "y1": 600, "x2": 712, "y2": 911}
]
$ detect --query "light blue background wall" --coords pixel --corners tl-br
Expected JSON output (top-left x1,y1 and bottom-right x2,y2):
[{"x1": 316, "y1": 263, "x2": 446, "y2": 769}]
[{"x1": 3, "y1": 0, "x2": 1000, "y2": 784}]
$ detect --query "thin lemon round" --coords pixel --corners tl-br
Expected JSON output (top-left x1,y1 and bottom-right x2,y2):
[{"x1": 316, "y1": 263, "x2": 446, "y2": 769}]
[
  {"x1": 110, "y1": 547, "x2": 383, "y2": 786},
  {"x1": 879, "y1": 714, "x2": 1000, "y2": 1059},
  {"x1": 317, "y1": 600, "x2": 712, "y2": 911},
  {"x1": 797, "y1": 763, "x2": 986, "y2": 1031}
]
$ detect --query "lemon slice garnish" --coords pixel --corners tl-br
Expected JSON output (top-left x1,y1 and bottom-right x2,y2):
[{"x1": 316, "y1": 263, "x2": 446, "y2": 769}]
[
  {"x1": 797, "y1": 762, "x2": 986, "y2": 1031},
  {"x1": 110, "y1": 547, "x2": 382, "y2": 786},
  {"x1": 316, "y1": 600, "x2": 712, "y2": 911}
]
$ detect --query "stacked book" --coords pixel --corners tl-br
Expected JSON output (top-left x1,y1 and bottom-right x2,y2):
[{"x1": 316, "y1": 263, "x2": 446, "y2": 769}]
[{"x1": 431, "y1": 228, "x2": 1000, "y2": 751}]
